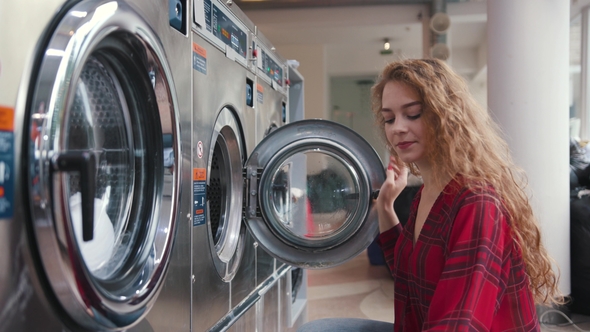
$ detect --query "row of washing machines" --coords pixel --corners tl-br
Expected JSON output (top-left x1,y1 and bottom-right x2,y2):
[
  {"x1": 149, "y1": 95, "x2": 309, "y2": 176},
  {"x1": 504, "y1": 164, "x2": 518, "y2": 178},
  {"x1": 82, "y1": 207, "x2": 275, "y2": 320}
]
[{"x1": 0, "y1": 0, "x2": 386, "y2": 331}]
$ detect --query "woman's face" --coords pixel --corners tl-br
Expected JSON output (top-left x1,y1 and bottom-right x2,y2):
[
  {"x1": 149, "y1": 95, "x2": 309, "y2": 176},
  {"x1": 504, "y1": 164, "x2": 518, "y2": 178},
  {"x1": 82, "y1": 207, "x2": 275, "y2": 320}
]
[{"x1": 381, "y1": 81, "x2": 427, "y2": 166}]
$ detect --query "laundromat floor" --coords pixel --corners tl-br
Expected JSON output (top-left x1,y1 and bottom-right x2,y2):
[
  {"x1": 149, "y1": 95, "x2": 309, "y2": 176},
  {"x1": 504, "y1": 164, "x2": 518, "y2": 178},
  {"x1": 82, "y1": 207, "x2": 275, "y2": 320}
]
[
  {"x1": 287, "y1": 249, "x2": 395, "y2": 331},
  {"x1": 286, "y1": 250, "x2": 590, "y2": 332}
]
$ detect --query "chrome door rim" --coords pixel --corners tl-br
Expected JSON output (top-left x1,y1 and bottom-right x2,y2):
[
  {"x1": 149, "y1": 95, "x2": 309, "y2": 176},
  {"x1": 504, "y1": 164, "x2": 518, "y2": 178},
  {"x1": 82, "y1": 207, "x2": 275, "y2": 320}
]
[
  {"x1": 244, "y1": 119, "x2": 384, "y2": 269},
  {"x1": 259, "y1": 137, "x2": 369, "y2": 248},
  {"x1": 208, "y1": 107, "x2": 245, "y2": 281},
  {"x1": 27, "y1": 0, "x2": 180, "y2": 329}
]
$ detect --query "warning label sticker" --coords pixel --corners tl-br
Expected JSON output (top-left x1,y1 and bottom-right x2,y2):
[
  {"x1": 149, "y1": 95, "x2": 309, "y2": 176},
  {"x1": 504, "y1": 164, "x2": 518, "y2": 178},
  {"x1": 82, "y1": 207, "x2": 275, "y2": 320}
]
[
  {"x1": 257, "y1": 83, "x2": 264, "y2": 105},
  {"x1": 193, "y1": 168, "x2": 207, "y2": 226},
  {"x1": 192, "y1": 42, "x2": 207, "y2": 75},
  {"x1": 0, "y1": 106, "x2": 14, "y2": 132},
  {"x1": 0, "y1": 106, "x2": 14, "y2": 219}
]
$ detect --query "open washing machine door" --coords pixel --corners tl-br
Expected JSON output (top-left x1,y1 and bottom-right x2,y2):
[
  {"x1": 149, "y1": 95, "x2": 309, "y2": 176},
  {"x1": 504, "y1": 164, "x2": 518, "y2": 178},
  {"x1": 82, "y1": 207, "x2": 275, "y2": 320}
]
[
  {"x1": 244, "y1": 119, "x2": 385, "y2": 269},
  {"x1": 25, "y1": 0, "x2": 180, "y2": 330}
]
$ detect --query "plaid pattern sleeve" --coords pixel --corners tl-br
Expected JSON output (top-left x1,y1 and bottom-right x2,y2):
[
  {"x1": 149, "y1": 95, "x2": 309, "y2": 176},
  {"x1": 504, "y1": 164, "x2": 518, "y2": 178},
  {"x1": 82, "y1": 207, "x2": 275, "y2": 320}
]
[
  {"x1": 379, "y1": 180, "x2": 539, "y2": 332},
  {"x1": 378, "y1": 223, "x2": 403, "y2": 269}
]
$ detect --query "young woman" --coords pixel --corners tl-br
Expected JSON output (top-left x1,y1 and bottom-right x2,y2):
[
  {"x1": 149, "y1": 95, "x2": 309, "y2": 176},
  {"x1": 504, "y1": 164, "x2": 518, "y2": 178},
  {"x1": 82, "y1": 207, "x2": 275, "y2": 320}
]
[{"x1": 298, "y1": 59, "x2": 561, "y2": 332}]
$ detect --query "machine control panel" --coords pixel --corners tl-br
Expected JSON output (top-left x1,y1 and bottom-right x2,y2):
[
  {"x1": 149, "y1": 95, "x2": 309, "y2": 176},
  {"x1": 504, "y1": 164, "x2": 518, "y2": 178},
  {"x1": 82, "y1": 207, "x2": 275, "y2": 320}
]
[
  {"x1": 260, "y1": 48, "x2": 283, "y2": 87},
  {"x1": 203, "y1": 0, "x2": 247, "y2": 59}
]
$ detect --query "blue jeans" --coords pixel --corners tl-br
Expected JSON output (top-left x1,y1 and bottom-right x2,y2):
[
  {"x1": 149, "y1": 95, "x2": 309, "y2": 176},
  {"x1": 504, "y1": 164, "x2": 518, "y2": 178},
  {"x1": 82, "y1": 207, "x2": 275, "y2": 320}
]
[{"x1": 297, "y1": 318, "x2": 394, "y2": 332}]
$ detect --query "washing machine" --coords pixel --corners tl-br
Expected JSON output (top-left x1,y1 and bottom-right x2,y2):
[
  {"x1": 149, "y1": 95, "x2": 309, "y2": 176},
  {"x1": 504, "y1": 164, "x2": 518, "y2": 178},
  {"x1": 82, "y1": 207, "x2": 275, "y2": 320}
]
[
  {"x1": 249, "y1": 31, "x2": 291, "y2": 331},
  {"x1": 231, "y1": 118, "x2": 388, "y2": 332},
  {"x1": 191, "y1": 0, "x2": 258, "y2": 330},
  {"x1": 191, "y1": 1, "x2": 299, "y2": 330},
  {"x1": 0, "y1": 0, "x2": 388, "y2": 330},
  {"x1": 191, "y1": 3, "x2": 387, "y2": 332},
  {"x1": 0, "y1": 0, "x2": 191, "y2": 330}
]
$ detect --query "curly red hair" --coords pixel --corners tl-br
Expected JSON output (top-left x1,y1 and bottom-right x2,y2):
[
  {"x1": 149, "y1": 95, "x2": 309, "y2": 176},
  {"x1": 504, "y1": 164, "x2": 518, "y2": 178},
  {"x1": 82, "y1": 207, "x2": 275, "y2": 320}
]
[{"x1": 371, "y1": 58, "x2": 562, "y2": 305}]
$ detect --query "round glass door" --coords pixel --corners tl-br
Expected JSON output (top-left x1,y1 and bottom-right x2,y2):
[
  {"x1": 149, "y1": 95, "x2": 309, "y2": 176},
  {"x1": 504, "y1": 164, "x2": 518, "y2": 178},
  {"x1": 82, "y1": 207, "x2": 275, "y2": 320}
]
[
  {"x1": 262, "y1": 144, "x2": 367, "y2": 247},
  {"x1": 66, "y1": 56, "x2": 137, "y2": 278},
  {"x1": 245, "y1": 119, "x2": 385, "y2": 269},
  {"x1": 27, "y1": 1, "x2": 180, "y2": 329}
]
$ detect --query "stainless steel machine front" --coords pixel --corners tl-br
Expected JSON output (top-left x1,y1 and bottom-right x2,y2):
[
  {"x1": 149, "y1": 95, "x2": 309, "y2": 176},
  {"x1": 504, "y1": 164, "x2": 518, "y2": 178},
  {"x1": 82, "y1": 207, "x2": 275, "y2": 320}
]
[
  {"x1": 1, "y1": 0, "x2": 386, "y2": 331},
  {"x1": 0, "y1": 0, "x2": 190, "y2": 330}
]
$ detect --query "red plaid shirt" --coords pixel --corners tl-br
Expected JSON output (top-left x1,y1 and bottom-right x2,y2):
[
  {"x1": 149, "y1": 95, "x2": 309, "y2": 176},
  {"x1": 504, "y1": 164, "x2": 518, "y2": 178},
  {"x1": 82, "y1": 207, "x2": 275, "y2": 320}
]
[{"x1": 379, "y1": 179, "x2": 540, "y2": 331}]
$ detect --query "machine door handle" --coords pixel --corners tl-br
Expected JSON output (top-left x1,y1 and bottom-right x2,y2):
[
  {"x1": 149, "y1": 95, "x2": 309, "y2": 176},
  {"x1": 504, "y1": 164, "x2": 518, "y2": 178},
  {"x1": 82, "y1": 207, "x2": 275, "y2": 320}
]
[{"x1": 51, "y1": 151, "x2": 97, "y2": 242}]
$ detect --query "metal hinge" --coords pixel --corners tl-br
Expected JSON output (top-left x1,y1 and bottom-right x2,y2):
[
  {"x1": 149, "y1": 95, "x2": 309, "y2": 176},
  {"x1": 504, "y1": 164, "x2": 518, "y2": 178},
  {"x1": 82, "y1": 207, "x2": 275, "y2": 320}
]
[{"x1": 243, "y1": 154, "x2": 263, "y2": 218}]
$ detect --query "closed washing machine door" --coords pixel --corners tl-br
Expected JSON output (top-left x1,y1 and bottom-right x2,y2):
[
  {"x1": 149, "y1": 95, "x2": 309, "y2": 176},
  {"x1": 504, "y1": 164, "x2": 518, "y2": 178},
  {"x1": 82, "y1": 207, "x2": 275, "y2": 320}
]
[
  {"x1": 244, "y1": 119, "x2": 385, "y2": 269},
  {"x1": 26, "y1": 0, "x2": 180, "y2": 330}
]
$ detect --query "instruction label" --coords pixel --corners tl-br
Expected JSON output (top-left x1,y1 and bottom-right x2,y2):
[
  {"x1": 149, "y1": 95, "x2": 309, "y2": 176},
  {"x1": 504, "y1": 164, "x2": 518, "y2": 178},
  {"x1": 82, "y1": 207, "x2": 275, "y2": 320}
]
[
  {"x1": 257, "y1": 83, "x2": 264, "y2": 105},
  {"x1": 192, "y1": 42, "x2": 207, "y2": 75},
  {"x1": 0, "y1": 106, "x2": 14, "y2": 219},
  {"x1": 193, "y1": 168, "x2": 207, "y2": 226}
]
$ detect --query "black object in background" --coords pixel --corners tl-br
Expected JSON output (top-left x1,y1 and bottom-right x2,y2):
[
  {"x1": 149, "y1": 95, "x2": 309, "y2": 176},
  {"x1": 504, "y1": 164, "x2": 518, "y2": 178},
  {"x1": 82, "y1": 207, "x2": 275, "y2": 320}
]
[
  {"x1": 569, "y1": 194, "x2": 590, "y2": 315},
  {"x1": 368, "y1": 185, "x2": 420, "y2": 266}
]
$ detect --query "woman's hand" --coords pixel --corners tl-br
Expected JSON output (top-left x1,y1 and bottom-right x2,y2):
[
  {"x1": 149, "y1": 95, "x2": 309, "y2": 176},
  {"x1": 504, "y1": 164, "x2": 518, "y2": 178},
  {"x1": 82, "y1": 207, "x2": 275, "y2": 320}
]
[
  {"x1": 378, "y1": 157, "x2": 408, "y2": 205},
  {"x1": 375, "y1": 156, "x2": 408, "y2": 232}
]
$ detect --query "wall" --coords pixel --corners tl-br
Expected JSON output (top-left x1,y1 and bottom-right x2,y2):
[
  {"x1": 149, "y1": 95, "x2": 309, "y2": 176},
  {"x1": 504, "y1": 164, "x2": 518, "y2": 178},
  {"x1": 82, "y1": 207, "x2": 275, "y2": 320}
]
[
  {"x1": 246, "y1": 4, "x2": 429, "y2": 121},
  {"x1": 279, "y1": 44, "x2": 328, "y2": 119},
  {"x1": 330, "y1": 76, "x2": 388, "y2": 164}
]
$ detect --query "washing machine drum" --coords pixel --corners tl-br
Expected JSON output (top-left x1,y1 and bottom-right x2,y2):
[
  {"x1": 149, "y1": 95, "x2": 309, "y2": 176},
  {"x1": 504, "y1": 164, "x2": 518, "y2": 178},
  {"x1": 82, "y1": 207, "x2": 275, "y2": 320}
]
[{"x1": 26, "y1": 1, "x2": 179, "y2": 330}]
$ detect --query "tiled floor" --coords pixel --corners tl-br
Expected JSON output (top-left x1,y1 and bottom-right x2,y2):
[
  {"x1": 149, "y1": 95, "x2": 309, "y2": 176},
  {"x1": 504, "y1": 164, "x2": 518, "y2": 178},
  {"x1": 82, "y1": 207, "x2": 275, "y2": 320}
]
[
  {"x1": 297, "y1": 250, "x2": 590, "y2": 332},
  {"x1": 304, "y1": 251, "x2": 394, "y2": 324}
]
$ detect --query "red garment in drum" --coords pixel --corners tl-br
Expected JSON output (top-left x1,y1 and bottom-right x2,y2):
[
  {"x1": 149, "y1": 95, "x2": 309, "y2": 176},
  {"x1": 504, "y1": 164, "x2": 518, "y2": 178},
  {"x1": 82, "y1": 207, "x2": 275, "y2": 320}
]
[{"x1": 378, "y1": 178, "x2": 540, "y2": 331}]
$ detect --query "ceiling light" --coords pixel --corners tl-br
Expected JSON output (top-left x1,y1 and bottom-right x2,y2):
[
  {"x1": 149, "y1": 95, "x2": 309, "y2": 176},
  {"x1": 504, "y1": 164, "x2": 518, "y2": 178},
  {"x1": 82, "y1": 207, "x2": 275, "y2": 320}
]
[{"x1": 380, "y1": 38, "x2": 393, "y2": 55}]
